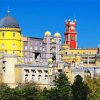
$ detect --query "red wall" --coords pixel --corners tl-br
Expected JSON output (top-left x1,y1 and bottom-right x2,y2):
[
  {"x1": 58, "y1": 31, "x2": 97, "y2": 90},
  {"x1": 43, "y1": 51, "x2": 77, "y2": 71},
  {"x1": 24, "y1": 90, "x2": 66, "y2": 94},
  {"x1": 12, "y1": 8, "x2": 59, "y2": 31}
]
[{"x1": 65, "y1": 33, "x2": 77, "y2": 49}]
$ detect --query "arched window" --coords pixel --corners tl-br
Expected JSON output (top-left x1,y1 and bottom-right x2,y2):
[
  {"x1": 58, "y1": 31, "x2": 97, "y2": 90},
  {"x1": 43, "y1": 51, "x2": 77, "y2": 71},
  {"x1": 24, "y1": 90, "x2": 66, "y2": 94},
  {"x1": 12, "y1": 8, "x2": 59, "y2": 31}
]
[
  {"x1": 1, "y1": 43, "x2": 5, "y2": 48},
  {"x1": 13, "y1": 33, "x2": 15, "y2": 37},
  {"x1": 2, "y1": 32, "x2": 5, "y2": 37}
]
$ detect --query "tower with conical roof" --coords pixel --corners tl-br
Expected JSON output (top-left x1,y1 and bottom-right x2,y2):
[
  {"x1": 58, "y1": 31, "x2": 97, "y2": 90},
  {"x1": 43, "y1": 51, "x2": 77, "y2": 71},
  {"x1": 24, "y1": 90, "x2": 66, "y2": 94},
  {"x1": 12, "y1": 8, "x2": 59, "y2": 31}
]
[
  {"x1": 0, "y1": 10, "x2": 23, "y2": 56},
  {"x1": 0, "y1": 10, "x2": 23, "y2": 87}
]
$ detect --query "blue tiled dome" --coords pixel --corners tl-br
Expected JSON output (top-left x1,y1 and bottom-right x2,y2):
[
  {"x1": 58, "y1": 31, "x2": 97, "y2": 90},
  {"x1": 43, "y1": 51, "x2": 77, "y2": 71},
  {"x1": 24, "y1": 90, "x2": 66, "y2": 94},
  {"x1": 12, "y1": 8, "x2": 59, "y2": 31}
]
[{"x1": 0, "y1": 14, "x2": 19, "y2": 28}]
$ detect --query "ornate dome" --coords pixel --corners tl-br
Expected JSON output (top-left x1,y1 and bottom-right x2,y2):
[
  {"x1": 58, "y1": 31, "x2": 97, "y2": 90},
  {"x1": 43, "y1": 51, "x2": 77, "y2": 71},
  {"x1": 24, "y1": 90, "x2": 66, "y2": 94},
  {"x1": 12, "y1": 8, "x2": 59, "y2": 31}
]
[
  {"x1": 0, "y1": 13, "x2": 19, "y2": 28},
  {"x1": 45, "y1": 31, "x2": 51, "y2": 36},
  {"x1": 54, "y1": 32, "x2": 61, "y2": 37}
]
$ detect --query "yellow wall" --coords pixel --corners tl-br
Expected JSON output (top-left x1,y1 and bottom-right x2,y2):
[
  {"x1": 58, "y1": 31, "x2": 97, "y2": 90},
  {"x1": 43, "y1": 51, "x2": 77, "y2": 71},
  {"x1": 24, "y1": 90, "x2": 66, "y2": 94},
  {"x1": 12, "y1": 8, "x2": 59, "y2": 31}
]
[
  {"x1": 15, "y1": 67, "x2": 22, "y2": 83},
  {"x1": 61, "y1": 45, "x2": 98, "y2": 66},
  {"x1": 0, "y1": 28, "x2": 23, "y2": 56},
  {"x1": 65, "y1": 49, "x2": 97, "y2": 55}
]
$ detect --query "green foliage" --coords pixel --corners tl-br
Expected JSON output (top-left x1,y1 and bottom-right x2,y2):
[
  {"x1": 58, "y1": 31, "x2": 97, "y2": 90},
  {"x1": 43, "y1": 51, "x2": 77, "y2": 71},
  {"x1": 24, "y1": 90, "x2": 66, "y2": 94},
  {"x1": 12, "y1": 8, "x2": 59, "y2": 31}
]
[
  {"x1": 72, "y1": 75, "x2": 90, "y2": 100},
  {"x1": 89, "y1": 89, "x2": 100, "y2": 100},
  {"x1": 85, "y1": 76, "x2": 100, "y2": 100},
  {"x1": 54, "y1": 73, "x2": 72, "y2": 100},
  {"x1": 0, "y1": 82, "x2": 39, "y2": 100},
  {"x1": 0, "y1": 83, "x2": 12, "y2": 100},
  {"x1": 55, "y1": 73, "x2": 70, "y2": 88},
  {"x1": 0, "y1": 75, "x2": 99, "y2": 100}
]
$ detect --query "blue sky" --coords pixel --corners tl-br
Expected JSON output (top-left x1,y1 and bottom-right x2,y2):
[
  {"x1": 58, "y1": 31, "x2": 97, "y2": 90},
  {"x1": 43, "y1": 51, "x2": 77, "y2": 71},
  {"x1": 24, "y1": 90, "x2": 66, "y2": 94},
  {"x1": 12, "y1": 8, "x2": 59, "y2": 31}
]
[{"x1": 0, "y1": 0, "x2": 100, "y2": 48}]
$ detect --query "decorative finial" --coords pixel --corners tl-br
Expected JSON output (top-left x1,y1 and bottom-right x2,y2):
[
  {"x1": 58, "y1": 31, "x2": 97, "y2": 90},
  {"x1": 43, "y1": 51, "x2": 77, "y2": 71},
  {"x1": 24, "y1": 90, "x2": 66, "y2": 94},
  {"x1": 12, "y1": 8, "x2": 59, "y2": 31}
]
[{"x1": 7, "y1": 7, "x2": 10, "y2": 16}]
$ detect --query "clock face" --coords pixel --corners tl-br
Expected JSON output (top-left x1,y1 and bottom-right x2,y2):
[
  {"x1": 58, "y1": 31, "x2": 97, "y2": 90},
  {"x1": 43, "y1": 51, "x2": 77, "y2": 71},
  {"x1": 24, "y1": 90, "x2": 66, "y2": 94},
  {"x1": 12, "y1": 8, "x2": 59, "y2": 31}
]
[{"x1": 71, "y1": 36, "x2": 75, "y2": 40}]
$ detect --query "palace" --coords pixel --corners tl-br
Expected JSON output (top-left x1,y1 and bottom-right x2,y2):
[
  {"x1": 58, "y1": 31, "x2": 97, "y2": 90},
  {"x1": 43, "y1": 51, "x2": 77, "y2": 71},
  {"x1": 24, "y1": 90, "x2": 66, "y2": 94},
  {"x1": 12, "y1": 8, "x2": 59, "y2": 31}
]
[{"x1": 0, "y1": 11, "x2": 100, "y2": 88}]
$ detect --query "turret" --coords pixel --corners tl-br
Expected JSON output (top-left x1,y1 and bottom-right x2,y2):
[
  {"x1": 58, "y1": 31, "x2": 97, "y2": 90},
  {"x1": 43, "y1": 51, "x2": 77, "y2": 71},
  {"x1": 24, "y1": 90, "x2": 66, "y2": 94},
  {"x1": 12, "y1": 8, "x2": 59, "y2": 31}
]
[
  {"x1": 44, "y1": 31, "x2": 52, "y2": 59},
  {"x1": 54, "y1": 32, "x2": 61, "y2": 63}
]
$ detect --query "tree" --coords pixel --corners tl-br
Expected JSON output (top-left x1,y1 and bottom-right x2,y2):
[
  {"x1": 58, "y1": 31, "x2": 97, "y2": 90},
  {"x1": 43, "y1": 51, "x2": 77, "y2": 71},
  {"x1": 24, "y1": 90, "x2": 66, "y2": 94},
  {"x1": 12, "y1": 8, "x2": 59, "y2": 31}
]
[
  {"x1": 55, "y1": 73, "x2": 70, "y2": 88},
  {"x1": 72, "y1": 75, "x2": 90, "y2": 100},
  {"x1": 54, "y1": 73, "x2": 72, "y2": 100},
  {"x1": 0, "y1": 83, "x2": 12, "y2": 100},
  {"x1": 85, "y1": 76, "x2": 100, "y2": 100},
  {"x1": 16, "y1": 82, "x2": 39, "y2": 100}
]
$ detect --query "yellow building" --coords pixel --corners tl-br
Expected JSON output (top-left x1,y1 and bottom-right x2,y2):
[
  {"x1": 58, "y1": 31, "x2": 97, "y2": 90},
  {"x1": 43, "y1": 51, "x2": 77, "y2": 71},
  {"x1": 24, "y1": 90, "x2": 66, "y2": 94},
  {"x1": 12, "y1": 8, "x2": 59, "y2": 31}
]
[{"x1": 61, "y1": 44, "x2": 99, "y2": 67}]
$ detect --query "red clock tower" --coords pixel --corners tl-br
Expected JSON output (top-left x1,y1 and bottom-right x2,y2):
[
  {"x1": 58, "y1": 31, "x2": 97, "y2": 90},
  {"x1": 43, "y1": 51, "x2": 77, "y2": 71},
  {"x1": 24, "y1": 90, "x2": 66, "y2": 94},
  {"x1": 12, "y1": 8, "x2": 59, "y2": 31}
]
[{"x1": 64, "y1": 19, "x2": 77, "y2": 49}]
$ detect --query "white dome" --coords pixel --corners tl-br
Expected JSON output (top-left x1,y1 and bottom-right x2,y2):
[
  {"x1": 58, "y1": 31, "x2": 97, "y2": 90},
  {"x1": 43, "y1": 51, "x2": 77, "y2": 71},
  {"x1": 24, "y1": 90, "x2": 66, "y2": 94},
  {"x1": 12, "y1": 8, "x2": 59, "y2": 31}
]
[
  {"x1": 45, "y1": 31, "x2": 51, "y2": 36},
  {"x1": 54, "y1": 32, "x2": 61, "y2": 37}
]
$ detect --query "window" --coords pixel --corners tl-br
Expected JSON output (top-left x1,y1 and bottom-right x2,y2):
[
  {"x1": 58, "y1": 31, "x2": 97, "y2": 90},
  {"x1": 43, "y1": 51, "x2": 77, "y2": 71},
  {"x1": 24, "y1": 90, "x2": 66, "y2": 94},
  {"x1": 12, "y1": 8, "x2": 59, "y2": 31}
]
[
  {"x1": 43, "y1": 47, "x2": 45, "y2": 51},
  {"x1": 2, "y1": 43, "x2": 4, "y2": 48},
  {"x1": 38, "y1": 70, "x2": 42, "y2": 73},
  {"x1": 44, "y1": 70, "x2": 48, "y2": 73},
  {"x1": 58, "y1": 69, "x2": 62, "y2": 73},
  {"x1": 13, "y1": 51, "x2": 15, "y2": 54},
  {"x1": 2, "y1": 32, "x2": 5, "y2": 37},
  {"x1": 25, "y1": 46, "x2": 28, "y2": 50},
  {"x1": 30, "y1": 46, "x2": 32, "y2": 50},
  {"x1": 45, "y1": 75, "x2": 48, "y2": 77},
  {"x1": 38, "y1": 75, "x2": 41, "y2": 77},
  {"x1": 24, "y1": 69, "x2": 29, "y2": 75},
  {"x1": 30, "y1": 58, "x2": 32, "y2": 62},
  {"x1": 31, "y1": 70, "x2": 36, "y2": 73},
  {"x1": 71, "y1": 36, "x2": 75, "y2": 40},
  {"x1": 12, "y1": 43, "x2": 15, "y2": 48},
  {"x1": 35, "y1": 46, "x2": 37, "y2": 50},
  {"x1": 13, "y1": 33, "x2": 15, "y2": 37},
  {"x1": 32, "y1": 74, "x2": 35, "y2": 76},
  {"x1": 2, "y1": 61, "x2": 6, "y2": 72}
]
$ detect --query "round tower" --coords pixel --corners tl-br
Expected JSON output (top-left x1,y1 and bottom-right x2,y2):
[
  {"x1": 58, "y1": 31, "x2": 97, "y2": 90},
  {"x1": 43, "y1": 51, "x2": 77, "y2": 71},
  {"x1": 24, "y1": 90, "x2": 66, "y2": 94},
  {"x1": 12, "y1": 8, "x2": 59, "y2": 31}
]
[
  {"x1": 54, "y1": 32, "x2": 61, "y2": 63},
  {"x1": 0, "y1": 10, "x2": 23, "y2": 87},
  {"x1": 64, "y1": 19, "x2": 77, "y2": 49},
  {"x1": 44, "y1": 31, "x2": 51, "y2": 60},
  {"x1": 0, "y1": 11, "x2": 23, "y2": 56}
]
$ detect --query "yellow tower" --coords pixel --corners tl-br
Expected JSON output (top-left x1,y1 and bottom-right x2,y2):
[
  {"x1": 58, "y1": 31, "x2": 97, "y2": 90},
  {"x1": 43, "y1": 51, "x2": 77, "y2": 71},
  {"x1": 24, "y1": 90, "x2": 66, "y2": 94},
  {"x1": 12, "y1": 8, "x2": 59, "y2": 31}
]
[
  {"x1": 0, "y1": 11, "x2": 23, "y2": 56},
  {"x1": 0, "y1": 11, "x2": 23, "y2": 88}
]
